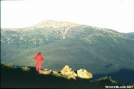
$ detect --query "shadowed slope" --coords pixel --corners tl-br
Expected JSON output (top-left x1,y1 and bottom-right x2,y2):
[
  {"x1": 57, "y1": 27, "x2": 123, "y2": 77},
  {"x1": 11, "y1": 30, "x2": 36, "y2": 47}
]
[{"x1": 1, "y1": 63, "x2": 134, "y2": 88}]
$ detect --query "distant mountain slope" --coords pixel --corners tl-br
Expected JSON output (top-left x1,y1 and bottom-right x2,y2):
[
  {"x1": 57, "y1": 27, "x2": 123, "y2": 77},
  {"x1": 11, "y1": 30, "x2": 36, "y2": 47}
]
[
  {"x1": 121, "y1": 32, "x2": 134, "y2": 39},
  {"x1": 1, "y1": 20, "x2": 80, "y2": 48},
  {"x1": 1, "y1": 20, "x2": 134, "y2": 74}
]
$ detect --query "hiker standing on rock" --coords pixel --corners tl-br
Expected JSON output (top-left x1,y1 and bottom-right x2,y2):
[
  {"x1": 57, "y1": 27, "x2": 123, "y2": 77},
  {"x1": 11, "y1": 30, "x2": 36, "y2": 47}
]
[{"x1": 34, "y1": 52, "x2": 44, "y2": 71}]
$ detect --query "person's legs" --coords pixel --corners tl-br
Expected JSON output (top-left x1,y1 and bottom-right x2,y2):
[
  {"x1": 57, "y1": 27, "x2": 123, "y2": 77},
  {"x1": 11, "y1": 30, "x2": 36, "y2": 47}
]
[
  {"x1": 38, "y1": 61, "x2": 42, "y2": 71},
  {"x1": 36, "y1": 62, "x2": 39, "y2": 71}
]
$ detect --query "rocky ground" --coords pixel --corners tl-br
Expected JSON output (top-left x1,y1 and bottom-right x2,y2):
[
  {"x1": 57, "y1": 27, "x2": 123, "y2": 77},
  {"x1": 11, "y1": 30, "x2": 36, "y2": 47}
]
[{"x1": 1, "y1": 63, "x2": 134, "y2": 89}]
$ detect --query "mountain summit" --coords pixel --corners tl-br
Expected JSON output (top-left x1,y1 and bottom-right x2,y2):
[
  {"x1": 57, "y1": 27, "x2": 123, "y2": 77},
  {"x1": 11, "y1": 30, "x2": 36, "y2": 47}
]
[{"x1": 32, "y1": 20, "x2": 79, "y2": 28}]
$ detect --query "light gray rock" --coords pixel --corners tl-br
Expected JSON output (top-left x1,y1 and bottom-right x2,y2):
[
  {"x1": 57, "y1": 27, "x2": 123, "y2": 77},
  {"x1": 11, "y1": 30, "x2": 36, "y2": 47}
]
[{"x1": 77, "y1": 69, "x2": 93, "y2": 79}]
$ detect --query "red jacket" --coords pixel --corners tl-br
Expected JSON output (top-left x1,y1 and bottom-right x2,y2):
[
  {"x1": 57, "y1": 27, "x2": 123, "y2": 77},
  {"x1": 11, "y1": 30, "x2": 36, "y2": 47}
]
[{"x1": 34, "y1": 54, "x2": 44, "y2": 61}]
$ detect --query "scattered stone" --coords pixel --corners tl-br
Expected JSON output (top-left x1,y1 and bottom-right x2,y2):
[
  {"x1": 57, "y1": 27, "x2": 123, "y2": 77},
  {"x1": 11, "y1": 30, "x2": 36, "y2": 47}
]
[
  {"x1": 53, "y1": 71, "x2": 59, "y2": 74},
  {"x1": 39, "y1": 70, "x2": 52, "y2": 75},
  {"x1": 52, "y1": 71, "x2": 62, "y2": 77},
  {"x1": 77, "y1": 69, "x2": 93, "y2": 79},
  {"x1": 21, "y1": 66, "x2": 30, "y2": 71}
]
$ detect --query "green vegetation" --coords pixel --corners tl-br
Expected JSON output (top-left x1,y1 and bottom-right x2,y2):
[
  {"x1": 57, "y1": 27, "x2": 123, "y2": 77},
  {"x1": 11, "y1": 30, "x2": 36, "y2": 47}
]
[
  {"x1": 95, "y1": 76, "x2": 118, "y2": 85},
  {"x1": 1, "y1": 20, "x2": 134, "y2": 84}
]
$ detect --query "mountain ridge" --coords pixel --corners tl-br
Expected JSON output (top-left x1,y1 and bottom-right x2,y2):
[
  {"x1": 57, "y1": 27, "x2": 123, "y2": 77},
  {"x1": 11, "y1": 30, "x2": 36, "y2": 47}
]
[
  {"x1": 2, "y1": 20, "x2": 134, "y2": 33},
  {"x1": 1, "y1": 20, "x2": 134, "y2": 76}
]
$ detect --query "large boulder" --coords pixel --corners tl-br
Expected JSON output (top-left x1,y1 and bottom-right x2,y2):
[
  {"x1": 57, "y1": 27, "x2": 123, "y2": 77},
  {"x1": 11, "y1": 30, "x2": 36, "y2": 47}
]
[
  {"x1": 77, "y1": 69, "x2": 93, "y2": 79},
  {"x1": 60, "y1": 65, "x2": 77, "y2": 79}
]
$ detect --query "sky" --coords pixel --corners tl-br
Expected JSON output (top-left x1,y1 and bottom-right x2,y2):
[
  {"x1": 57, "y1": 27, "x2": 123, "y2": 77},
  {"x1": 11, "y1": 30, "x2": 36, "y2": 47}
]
[{"x1": 1, "y1": 0, "x2": 134, "y2": 33}]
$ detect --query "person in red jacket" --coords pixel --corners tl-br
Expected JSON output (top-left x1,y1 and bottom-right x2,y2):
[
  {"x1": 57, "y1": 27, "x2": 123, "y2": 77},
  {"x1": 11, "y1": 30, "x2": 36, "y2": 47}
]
[{"x1": 34, "y1": 52, "x2": 44, "y2": 71}]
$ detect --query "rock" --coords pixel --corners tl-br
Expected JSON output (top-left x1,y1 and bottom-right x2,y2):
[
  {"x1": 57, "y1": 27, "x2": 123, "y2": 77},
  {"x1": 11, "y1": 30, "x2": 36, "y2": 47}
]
[
  {"x1": 53, "y1": 71, "x2": 59, "y2": 74},
  {"x1": 61, "y1": 65, "x2": 77, "y2": 79},
  {"x1": 77, "y1": 69, "x2": 93, "y2": 79},
  {"x1": 39, "y1": 70, "x2": 52, "y2": 75},
  {"x1": 38, "y1": 65, "x2": 93, "y2": 80},
  {"x1": 52, "y1": 71, "x2": 62, "y2": 77},
  {"x1": 21, "y1": 66, "x2": 30, "y2": 71}
]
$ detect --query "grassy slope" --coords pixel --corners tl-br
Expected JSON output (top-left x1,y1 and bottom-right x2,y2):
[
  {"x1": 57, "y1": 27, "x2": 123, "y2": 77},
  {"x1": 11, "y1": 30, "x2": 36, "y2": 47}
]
[{"x1": 1, "y1": 63, "x2": 134, "y2": 88}]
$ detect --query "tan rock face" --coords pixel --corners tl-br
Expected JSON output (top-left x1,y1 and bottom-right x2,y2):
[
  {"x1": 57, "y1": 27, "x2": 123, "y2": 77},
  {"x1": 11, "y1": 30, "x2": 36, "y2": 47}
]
[
  {"x1": 77, "y1": 69, "x2": 93, "y2": 79},
  {"x1": 61, "y1": 65, "x2": 72, "y2": 75},
  {"x1": 61, "y1": 65, "x2": 77, "y2": 79}
]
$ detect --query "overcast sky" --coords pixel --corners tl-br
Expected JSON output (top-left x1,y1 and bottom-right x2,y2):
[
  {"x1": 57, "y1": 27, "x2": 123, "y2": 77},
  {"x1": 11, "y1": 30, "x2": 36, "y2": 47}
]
[{"x1": 1, "y1": 0, "x2": 134, "y2": 33}]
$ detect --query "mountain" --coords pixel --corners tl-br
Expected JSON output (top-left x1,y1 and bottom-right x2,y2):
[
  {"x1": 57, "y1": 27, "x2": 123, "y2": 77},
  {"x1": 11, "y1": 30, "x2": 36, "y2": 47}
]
[
  {"x1": 121, "y1": 32, "x2": 134, "y2": 39},
  {"x1": 1, "y1": 20, "x2": 134, "y2": 77}
]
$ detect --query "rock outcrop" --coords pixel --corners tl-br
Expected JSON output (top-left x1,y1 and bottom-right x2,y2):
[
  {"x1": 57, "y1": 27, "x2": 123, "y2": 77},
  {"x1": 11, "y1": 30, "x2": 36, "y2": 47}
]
[
  {"x1": 39, "y1": 65, "x2": 93, "y2": 80},
  {"x1": 60, "y1": 65, "x2": 77, "y2": 79},
  {"x1": 77, "y1": 69, "x2": 93, "y2": 79}
]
